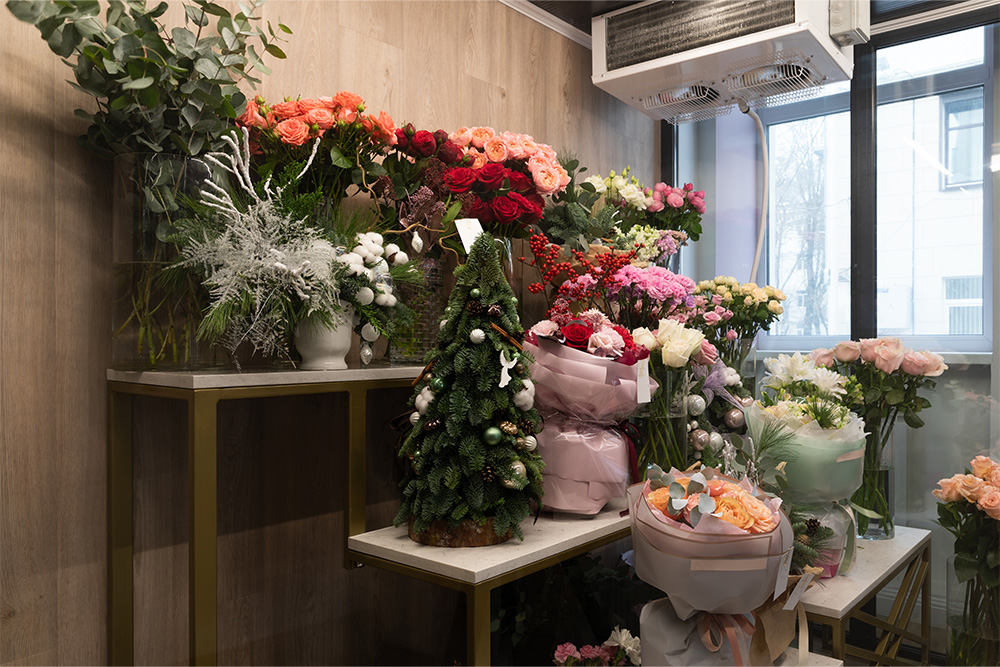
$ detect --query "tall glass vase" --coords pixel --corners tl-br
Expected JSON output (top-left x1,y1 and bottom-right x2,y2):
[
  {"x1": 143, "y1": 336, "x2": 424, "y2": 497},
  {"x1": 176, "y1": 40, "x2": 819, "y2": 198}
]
[
  {"x1": 947, "y1": 554, "x2": 1000, "y2": 665},
  {"x1": 637, "y1": 364, "x2": 690, "y2": 475},
  {"x1": 389, "y1": 255, "x2": 450, "y2": 365},
  {"x1": 851, "y1": 423, "x2": 895, "y2": 540}
]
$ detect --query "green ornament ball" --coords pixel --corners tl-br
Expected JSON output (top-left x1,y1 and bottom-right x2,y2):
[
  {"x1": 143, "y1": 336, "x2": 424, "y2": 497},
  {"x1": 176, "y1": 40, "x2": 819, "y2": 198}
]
[
  {"x1": 429, "y1": 377, "x2": 446, "y2": 393},
  {"x1": 484, "y1": 426, "x2": 503, "y2": 445},
  {"x1": 511, "y1": 296, "x2": 518, "y2": 305},
  {"x1": 470, "y1": 288, "x2": 481, "y2": 299}
]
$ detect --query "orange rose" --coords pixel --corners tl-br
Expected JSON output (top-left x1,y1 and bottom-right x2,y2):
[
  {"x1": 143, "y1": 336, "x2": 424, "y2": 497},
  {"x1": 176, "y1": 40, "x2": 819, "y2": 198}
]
[
  {"x1": 713, "y1": 496, "x2": 754, "y2": 531},
  {"x1": 958, "y1": 473, "x2": 986, "y2": 503},
  {"x1": 271, "y1": 100, "x2": 301, "y2": 120},
  {"x1": 977, "y1": 487, "x2": 1000, "y2": 520},
  {"x1": 333, "y1": 90, "x2": 364, "y2": 111},
  {"x1": 371, "y1": 110, "x2": 397, "y2": 144},
  {"x1": 304, "y1": 108, "x2": 334, "y2": 130},
  {"x1": 236, "y1": 99, "x2": 267, "y2": 129},
  {"x1": 646, "y1": 487, "x2": 672, "y2": 514},
  {"x1": 470, "y1": 126, "x2": 495, "y2": 149},
  {"x1": 970, "y1": 455, "x2": 996, "y2": 478},
  {"x1": 484, "y1": 135, "x2": 510, "y2": 163},
  {"x1": 296, "y1": 98, "x2": 326, "y2": 114},
  {"x1": 465, "y1": 148, "x2": 487, "y2": 170},
  {"x1": 276, "y1": 118, "x2": 311, "y2": 146},
  {"x1": 933, "y1": 474, "x2": 964, "y2": 503}
]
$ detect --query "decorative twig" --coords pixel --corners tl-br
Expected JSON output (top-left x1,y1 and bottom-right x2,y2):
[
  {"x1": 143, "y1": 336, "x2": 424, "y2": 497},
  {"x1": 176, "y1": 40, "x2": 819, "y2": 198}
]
[
  {"x1": 412, "y1": 359, "x2": 436, "y2": 387},
  {"x1": 489, "y1": 322, "x2": 522, "y2": 351}
]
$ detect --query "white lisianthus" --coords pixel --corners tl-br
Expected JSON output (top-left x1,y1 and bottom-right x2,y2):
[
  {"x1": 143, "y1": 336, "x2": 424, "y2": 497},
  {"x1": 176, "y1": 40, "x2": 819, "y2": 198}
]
[
  {"x1": 584, "y1": 174, "x2": 607, "y2": 194},
  {"x1": 611, "y1": 175, "x2": 627, "y2": 192}
]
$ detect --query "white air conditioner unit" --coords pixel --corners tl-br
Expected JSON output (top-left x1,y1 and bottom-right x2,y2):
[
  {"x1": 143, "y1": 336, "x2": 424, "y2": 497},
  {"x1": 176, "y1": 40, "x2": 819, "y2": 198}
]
[{"x1": 592, "y1": 0, "x2": 869, "y2": 124}]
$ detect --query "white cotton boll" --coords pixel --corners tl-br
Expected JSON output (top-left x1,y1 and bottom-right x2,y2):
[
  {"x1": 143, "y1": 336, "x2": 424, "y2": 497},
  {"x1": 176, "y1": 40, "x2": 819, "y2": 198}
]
[
  {"x1": 410, "y1": 232, "x2": 424, "y2": 253},
  {"x1": 355, "y1": 286, "x2": 375, "y2": 306},
  {"x1": 392, "y1": 251, "x2": 409, "y2": 266},
  {"x1": 348, "y1": 264, "x2": 367, "y2": 277},
  {"x1": 368, "y1": 232, "x2": 383, "y2": 246},
  {"x1": 385, "y1": 243, "x2": 400, "y2": 256},
  {"x1": 352, "y1": 245, "x2": 367, "y2": 258},
  {"x1": 375, "y1": 293, "x2": 391, "y2": 306},
  {"x1": 513, "y1": 380, "x2": 535, "y2": 411},
  {"x1": 383, "y1": 294, "x2": 397, "y2": 307},
  {"x1": 369, "y1": 242, "x2": 385, "y2": 257},
  {"x1": 363, "y1": 268, "x2": 373, "y2": 281},
  {"x1": 361, "y1": 323, "x2": 379, "y2": 341}
]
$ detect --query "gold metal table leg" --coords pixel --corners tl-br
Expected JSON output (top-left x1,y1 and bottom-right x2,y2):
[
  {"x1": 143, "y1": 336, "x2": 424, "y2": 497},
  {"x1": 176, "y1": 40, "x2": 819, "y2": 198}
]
[
  {"x1": 108, "y1": 389, "x2": 134, "y2": 666},
  {"x1": 832, "y1": 618, "x2": 846, "y2": 661},
  {"x1": 345, "y1": 387, "x2": 368, "y2": 561},
  {"x1": 921, "y1": 543, "x2": 931, "y2": 664},
  {"x1": 467, "y1": 584, "x2": 492, "y2": 666},
  {"x1": 189, "y1": 392, "x2": 219, "y2": 666}
]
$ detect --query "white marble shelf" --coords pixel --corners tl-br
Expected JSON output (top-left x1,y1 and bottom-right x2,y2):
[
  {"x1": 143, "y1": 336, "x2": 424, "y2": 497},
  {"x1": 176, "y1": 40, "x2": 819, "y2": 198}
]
[
  {"x1": 799, "y1": 524, "x2": 931, "y2": 618},
  {"x1": 775, "y1": 648, "x2": 843, "y2": 666},
  {"x1": 107, "y1": 363, "x2": 424, "y2": 389},
  {"x1": 348, "y1": 497, "x2": 631, "y2": 585}
]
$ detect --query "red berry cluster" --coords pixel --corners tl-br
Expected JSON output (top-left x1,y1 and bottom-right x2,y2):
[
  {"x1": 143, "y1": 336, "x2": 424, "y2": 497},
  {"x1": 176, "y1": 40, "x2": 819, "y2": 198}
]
[{"x1": 522, "y1": 233, "x2": 574, "y2": 294}]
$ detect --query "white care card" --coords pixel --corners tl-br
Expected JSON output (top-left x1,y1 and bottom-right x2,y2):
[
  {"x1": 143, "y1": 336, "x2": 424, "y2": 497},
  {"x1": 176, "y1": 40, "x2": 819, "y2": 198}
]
[
  {"x1": 455, "y1": 218, "x2": 485, "y2": 254},
  {"x1": 782, "y1": 572, "x2": 815, "y2": 611},
  {"x1": 637, "y1": 357, "x2": 652, "y2": 404},
  {"x1": 774, "y1": 548, "x2": 793, "y2": 601}
]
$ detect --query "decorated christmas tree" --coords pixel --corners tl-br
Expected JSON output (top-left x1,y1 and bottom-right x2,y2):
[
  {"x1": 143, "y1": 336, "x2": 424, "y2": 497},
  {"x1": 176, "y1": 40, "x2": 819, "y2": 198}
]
[{"x1": 395, "y1": 232, "x2": 545, "y2": 546}]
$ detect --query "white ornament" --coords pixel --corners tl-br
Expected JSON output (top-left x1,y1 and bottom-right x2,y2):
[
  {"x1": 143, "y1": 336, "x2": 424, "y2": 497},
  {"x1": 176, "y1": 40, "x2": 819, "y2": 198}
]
[
  {"x1": 355, "y1": 286, "x2": 375, "y2": 306},
  {"x1": 687, "y1": 395, "x2": 707, "y2": 416},
  {"x1": 709, "y1": 432, "x2": 724, "y2": 451},
  {"x1": 410, "y1": 232, "x2": 424, "y2": 253},
  {"x1": 409, "y1": 411, "x2": 420, "y2": 426},
  {"x1": 522, "y1": 435, "x2": 537, "y2": 452},
  {"x1": 361, "y1": 323, "x2": 379, "y2": 342},
  {"x1": 439, "y1": 319, "x2": 448, "y2": 330},
  {"x1": 513, "y1": 380, "x2": 535, "y2": 411},
  {"x1": 498, "y1": 349, "x2": 518, "y2": 388},
  {"x1": 469, "y1": 328, "x2": 486, "y2": 344},
  {"x1": 359, "y1": 342, "x2": 374, "y2": 365}
]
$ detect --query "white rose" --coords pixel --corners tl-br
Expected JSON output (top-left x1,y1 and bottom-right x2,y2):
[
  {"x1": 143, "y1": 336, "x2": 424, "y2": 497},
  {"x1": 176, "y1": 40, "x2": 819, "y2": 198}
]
[{"x1": 632, "y1": 327, "x2": 658, "y2": 351}]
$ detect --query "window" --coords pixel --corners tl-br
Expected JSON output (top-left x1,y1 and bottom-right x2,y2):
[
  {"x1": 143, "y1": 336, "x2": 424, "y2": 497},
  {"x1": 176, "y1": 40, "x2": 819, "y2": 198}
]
[
  {"x1": 944, "y1": 276, "x2": 984, "y2": 335},
  {"x1": 942, "y1": 92, "x2": 984, "y2": 188}
]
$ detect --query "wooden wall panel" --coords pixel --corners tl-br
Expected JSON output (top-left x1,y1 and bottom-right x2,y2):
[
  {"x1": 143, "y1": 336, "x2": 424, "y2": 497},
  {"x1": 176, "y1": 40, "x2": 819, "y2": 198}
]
[{"x1": 1, "y1": 1, "x2": 655, "y2": 665}]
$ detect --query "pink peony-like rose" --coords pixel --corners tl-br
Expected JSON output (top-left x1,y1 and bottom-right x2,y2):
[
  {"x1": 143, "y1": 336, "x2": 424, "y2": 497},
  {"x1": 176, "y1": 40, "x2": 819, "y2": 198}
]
[
  {"x1": 834, "y1": 340, "x2": 861, "y2": 362},
  {"x1": 483, "y1": 135, "x2": 509, "y2": 163},
  {"x1": 970, "y1": 455, "x2": 996, "y2": 478},
  {"x1": 933, "y1": 474, "x2": 964, "y2": 503},
  {"x1": 470, "y1": 126, "x2": 495, "y2": 149},
  {"x1": 978, "y1": 488, "x2": 1000, "y2": 520},
  {"x1": 276, "y1": 118, "x2": 311, "y2": 146},
  {"x1": 859, "y1": 338, "x2": 879, "y2": 362},
  {"x1": 648, "y1": 200, "x2": 665, "y2": 213},
  {"x1": 531, "y1": 166, "x2": 562, "y2": 194},
  {"x1": 554, "y1": 643, "x2": 580, "y2": 664},
  {"x1": 530, "y1": 319, "x2": 560, "y2": 339},
  {"x1": 449, "y1": 126, "x2": 472, "y2": 147},
  {"x1": 465, "y1": 148, "x2": 487, "y2": 170},
  {"x1": 811, "y1": 347, "x2": 835, "y2": 368},
  {"x1": 873, "y1": 338, "x2": 906, "y2": 373},
  {"x1": 920, "y1": 350, "x2": 948, "y2": 377},
  {"x1": 588, "y1": 328, "x2": 625, "y2": 357},
  {"x1": 958, "y1": 474, "x2": 986, "y2": 502},
  {"x1": 692, "y1": 340, "x2": 719, "y2": 365}
]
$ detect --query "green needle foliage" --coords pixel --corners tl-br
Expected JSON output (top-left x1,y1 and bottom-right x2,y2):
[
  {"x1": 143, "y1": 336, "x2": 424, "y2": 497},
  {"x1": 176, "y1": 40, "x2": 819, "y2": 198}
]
[{"x1": 396, "y1": 233, "x2": 545, "y2": 540}]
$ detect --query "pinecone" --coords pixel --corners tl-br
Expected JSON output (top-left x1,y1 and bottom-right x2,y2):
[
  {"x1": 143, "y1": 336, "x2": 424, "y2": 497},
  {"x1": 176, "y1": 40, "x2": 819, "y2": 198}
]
[
  {"x1": 488, "y1": 303, "x2": 502, "y2": 316},
  {"x1": 805, "y1": 518, "x2": 821, "y2": 535},
  {"x1": 467, "y1": 301, "x2": 484, "y2": 314},
  {"x1": 520, "y1": 417, "x2": 539, "y2": 434},
  {"x1": 424, "y1": 419, "x2": 441, "y2": 431},
  {"x1": 796, "y1": 533, "x2": 811, "y2": 546},
  {"x1": 482, "y1": 465, "x2": 495, "y2": 482}
]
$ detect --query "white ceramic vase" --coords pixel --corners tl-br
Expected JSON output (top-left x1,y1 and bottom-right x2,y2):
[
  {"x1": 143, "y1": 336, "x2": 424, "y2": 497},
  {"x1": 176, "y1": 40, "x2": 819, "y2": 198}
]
[{"x1": 294, "y1": 309, "x2": 353, "y2": 370}]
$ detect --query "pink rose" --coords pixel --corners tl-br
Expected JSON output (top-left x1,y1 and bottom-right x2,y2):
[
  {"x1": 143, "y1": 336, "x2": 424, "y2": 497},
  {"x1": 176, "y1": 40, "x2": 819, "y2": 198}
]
[
  {"x1": 483, "y1": 135, "x2": 510, "y2": 163},
  {"x1": 271, "y1": 100, "x2": 300, "y2": 120},
  {"x1": 703, "y1": 310, "x2": 722, "y2": 325},
  {"x1": 692, "y1": 340, "x2": 719, "y2": 365},
  {"x1": 811, "y1": 347, "x2": 835, "y2": 368},
  {"x1": 978, "y1": 488, "x2": 1000, "y2": 520},
  {"x1": 448, "y1": 126, "x2": 472, "y2": 147},
  {"x1": 554, "y1": 643, "x2": 580, "y2": 664},
  {"x1": 647, "y1": 200, "x2": 664, "y2": 213},
  {"x1": 933, "y1": 474, "x2": 964, "y2": 503},
  {"x1": 958, "y1": 474, "x2": 986, "y2": 502},
  {"x1": 900, "y1": 349, "x2": 929, "y2": 376},
  {"x1": 470, "y1": 126, "x2": 495, "y2": 149},
  {"x1": 684, "y1": 182, "x2": 694, "y2": 191},
  {"x1": 859, "y1": 338, "x2": 879, "y2": 362},
  {"x1": 726, "y1": 330, "x2": 738, "y2": 341},
  {"x1": 666, "y1": 192, "x2": 684, "y2": 208},
  {"x1": 654, "y1": 182, "x2": 669, "y2": 193},
  {"x1": 920, "y1": 351, "x2": 947, "y2": 377},
  {"x1": 834, "y1": 341, "x2": 861, "y2": 362},
  {"x1": 529, "y1": 319, "x2": 560, "y2": 339},
  {"x1": 873, "y1": 338, "x2": 906, "y2": 373},
  {"x1": 689, "y1": 196, "x2": 705, "y2": 210},
  {"x1": 531, "y1": 166, "x2": 562, "y2": 195},
  {"x1": 970, "y1": 455, "x2": 996, "y2": 478}
]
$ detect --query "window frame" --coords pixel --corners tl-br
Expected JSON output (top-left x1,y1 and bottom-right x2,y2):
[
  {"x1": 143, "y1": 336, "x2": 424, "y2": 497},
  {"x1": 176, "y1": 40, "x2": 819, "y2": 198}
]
[{"x1": 940, "y1": 90, "x2": 985, "y2": 189}]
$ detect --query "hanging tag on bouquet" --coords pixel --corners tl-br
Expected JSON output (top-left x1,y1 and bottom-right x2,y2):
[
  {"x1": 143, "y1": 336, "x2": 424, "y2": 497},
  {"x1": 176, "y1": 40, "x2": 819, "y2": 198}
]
[
  {"x1": 774, "y1": 548, "x2": 793, "y2": 601},
  {"x1": 783, "y1": 573, "x2": 815, "y2": 611},
  {"x1": 455, "y1": 218, "x2": 485, "y2": 254},
  {"x1": 637, "y1": 357, "x2": 652, "y2": 404}
]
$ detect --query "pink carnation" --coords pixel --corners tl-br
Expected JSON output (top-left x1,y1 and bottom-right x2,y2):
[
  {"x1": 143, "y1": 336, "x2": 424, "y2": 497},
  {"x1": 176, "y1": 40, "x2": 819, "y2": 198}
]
[
  {"x1": 554, "y1": 643, "x2": 581, "y2": 665},
  {"x1": 588, "y1": 328, "x2": 625, "y2": 357}
]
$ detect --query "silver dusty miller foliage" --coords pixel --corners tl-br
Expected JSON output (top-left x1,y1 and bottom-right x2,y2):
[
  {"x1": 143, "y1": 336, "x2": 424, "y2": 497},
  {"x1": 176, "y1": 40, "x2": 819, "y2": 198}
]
[{"x1": 180, "y1": 129, "x2": 346, "y2": 363}]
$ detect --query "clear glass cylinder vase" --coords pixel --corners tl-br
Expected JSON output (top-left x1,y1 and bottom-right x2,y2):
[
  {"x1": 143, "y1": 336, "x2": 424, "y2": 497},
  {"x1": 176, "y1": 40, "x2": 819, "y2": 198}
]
[
  {"x1": 389, "y1": 255, "x2": 451, "y2": 365},
  {"x1": 852, "y1": 430, "x2": 894, "y2": 540},
  {"x1": 947, "y1": 554, "x2": 1000, "y2": 665},
  {"x1": 636, "y1": 366, "x2": 690, "y2": 475}
]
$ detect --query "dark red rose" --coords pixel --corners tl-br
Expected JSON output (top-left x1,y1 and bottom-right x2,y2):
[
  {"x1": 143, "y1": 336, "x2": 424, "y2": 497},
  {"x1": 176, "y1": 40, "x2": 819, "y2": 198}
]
[
  {"x1": 464, "y1": 196, "x2": 495, "y2": 224},
  {"x1": 561, "y1": 322, "x2": 594, "y2": 350},
  {"x1": 477, "y1": 162, "x2": 508, "y2": 189},
  {"x1": 491, "y1": 195, "x2": 520, "y2": 224},
  {"x1": 444, "y1": 167, "x2": 478, "y2": 194},
  {"x1": 507, "y1": 169, "x2": 532, "y2": 193},
  {"x1": 436, "y1": 140, "x2": 464, "y2": 165},
  {"x1": 394, "y1": 128, "x2": 409, "y2": 150},
  {"x1": 410, "y1": 130, "x2": 437, "y2": 158},
  {"x1": 433, "y1": 129, "x2": 449, "y2": 145},
  {"x1": 525, "y1": 192, "x2": 545, "y2": 210},
  {"x1": 507, "y1": 192, "x2": 541, "y2": 223},
  {"x1": 402, "y1": 122, "x2": 416, "y2": 138}
]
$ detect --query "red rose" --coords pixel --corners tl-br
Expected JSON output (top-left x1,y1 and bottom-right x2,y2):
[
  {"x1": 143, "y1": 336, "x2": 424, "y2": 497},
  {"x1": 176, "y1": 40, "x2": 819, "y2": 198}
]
[
  {"x1": 394, "y1": 128, "x2": 409, "y2": 150},
  {"x1": 507, "y1": 169, "x2": 532, "y2": 193},
  {"x1": 477, "y1": 162, "x2": 508, "y2": 189},
  {"x1": 490, "y1": 195, "x2": 520, "y2": 224},
  {"x1": 410, "y1": 130, "x2": 437, "y2": 157},
  {"x1": 433, "y1": 129, "x2": 449, "y2": 145},
  {"x1": 507, "y1": 192, "x2": 541, "y2": 223},
  {"x1": 464, "y1": 196, "x2": 494, "y2": 224},
  {"x1": 444, "y1": 167, "x2": 478, "y2": 194},
  {"x1": 437, "y1": 140, "x2": 464, "y2": 165},
  {"x1": 525, "y1": 193, "x2": 545, "y2": 210},
  {"x1": 561, "y1": 322, "x2": 594, "y2": 349}
]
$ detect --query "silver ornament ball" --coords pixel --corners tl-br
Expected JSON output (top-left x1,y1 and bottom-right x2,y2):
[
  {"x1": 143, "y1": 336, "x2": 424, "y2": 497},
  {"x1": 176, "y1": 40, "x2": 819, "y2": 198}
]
[
  {"x1": 686, "y1": 395, "x2": 707, "y2": 416},
  {"x1": 522, "y1": 435, "x2": 537, "y2": 452},
  {"x1": 689, "y1": 429, "x2": 710, "y2": 451},
  {"x1": 740, "y1": 396, "x2": 755, "y2": 408},
  {"x1": 502, "y1": 460, "x2": 527, "y2": 488},
  {"x1": 724, "y1": 408, "x2": 746, "y2": 429},
  {"x1": 709, "y1": 432, "x2": 725, "y2": 451},
  {"x1": 409, "y1": 411, "x2": 420, "y2": 426}
]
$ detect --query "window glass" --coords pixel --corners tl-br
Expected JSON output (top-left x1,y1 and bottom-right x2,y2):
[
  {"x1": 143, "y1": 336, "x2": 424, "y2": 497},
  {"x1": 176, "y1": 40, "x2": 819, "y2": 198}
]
[{"x1": 875, "y1": 27, "x2": 984, "y2": 83}]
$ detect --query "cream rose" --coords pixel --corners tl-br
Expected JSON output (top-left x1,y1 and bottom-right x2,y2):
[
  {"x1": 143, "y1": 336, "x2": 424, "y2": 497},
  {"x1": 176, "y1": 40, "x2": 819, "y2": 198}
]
[
  {"x1": 958, "y1": 474, "x2": 986, "y2": 502},
  {"x1": 632, "y1": 327, "x2": 658, "y2": 351},
  {"x1": 977, "y1": 487, "x2": 1000, "y2": 520},
  {"x1": 933, "y1": 474, "x2": 964, "y2": 503}
]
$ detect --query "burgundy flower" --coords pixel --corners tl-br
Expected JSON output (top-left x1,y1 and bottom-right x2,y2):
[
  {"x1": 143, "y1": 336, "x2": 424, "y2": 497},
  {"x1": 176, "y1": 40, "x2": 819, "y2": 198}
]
[
  {"x1": 561, "y1": 322, "x2": 594, "y2": 349},
  {"x1": 444, "y1": 167, "x2": 478, "y2": 194},
  {"x1": 410, "y1": 130, "x2": 437, "y2": 158},
  {"x1": 491, "y1": 195, "x2": 520, "y2": 224},
  {"x1": 437, "y1": 140, "x2": 464, "y2": 165},
  {"x1": 508, "y1": 192, "x2": 541, "y2": 223},
  {"x1": 394, "y1": 128, "x2": 409, "y2": 150},
  {"x1": 612, "y1": 324, "x2": 636, "y2": 350},
  {"x1": 433, "y1": 129, "x2": 450, "y2": 145},
  {"x1": 507, "y1": 169, "x2": 532, "y2": 193},
  {"x1": 477, "y1": 162, "x2": 509, "y2": 190},
  {"x1": 464, "y1": 196, "x2": 495, "y2": 224}
]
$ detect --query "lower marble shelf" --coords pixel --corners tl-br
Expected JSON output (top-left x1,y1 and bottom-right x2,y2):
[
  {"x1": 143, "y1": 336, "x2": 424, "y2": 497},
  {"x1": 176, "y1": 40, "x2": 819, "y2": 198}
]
[{"x1": 775, "y1": 648, "x2": 844, "y2": 666}]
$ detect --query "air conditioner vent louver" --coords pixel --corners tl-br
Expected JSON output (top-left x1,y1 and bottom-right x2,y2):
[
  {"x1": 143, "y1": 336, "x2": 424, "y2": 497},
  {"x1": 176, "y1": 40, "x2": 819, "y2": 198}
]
[
  {"x1": 640, "y1": 84, "x2": 734, "y2": 125},
  {"x1": 605, "y1": 0, "x2": 796, "y2": 71},
  {"x1": 724, "y1": 51, "x2": 826, "y2": 108}
]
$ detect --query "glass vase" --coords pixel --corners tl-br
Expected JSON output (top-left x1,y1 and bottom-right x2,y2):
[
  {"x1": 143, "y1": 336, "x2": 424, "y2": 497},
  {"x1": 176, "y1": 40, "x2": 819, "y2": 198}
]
[
  {"x1": 851, "y1": 430, "x2": 894, "y2": 540},
  {"x1": 111, "y1": 154, "x2": 222, "y2": 369},
  {"x1": 636, "y1": 365, "x2": 690, "y2": 475},
  {"x1": 947, "y1": 554, "x2": 1000, "y2": 665},
  {"x1": 389, "y1": 255, "x2": 450, "y2": 365}
]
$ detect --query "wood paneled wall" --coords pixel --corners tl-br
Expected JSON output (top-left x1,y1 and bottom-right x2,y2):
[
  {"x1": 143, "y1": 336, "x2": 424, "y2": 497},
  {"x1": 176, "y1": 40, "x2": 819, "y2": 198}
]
[{"x1": 0, "y1": 2, "x2": 655, "y2": 665}]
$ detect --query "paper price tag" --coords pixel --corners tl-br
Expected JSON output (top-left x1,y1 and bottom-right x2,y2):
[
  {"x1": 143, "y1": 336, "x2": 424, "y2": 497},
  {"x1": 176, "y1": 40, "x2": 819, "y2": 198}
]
[
  {"x1": 637, "y1": 357, "x2": 652, "y2": 404},
  {"x1": 455, "y1": 218, "x2": 485, "y2": 254},
  {"x1": 774, "y1": 549, "x2": 793, "y2": 601},
  {"x1": 782, "y1": 572, "x2": 815, "y2": 611}
]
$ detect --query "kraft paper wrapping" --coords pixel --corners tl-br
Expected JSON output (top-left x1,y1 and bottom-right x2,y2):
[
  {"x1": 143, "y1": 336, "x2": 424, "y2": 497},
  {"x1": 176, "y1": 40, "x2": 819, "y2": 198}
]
[
  {"x1": 745, "y1": 403, "x2": 866, "y2": 504},
  {"x1": 640, "y1": 597, "x2": 754, "y2": 666},
  {"x1": 628, "y1": 480, "x2": 792, "y2": 618},
  {"x1": 538, "y1": 413, "x2": 629, "y2": 515},
  {"x1": 525, "y1": 339, "x2": 657, "y2": 424}
]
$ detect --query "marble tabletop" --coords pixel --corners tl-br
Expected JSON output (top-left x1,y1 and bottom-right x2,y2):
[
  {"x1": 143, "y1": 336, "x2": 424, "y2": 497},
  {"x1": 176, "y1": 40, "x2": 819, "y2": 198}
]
[
  {"x1": 799, "y1": 524, "x2": 931, "y2": 618},
  {"x1": 348, "y1": 497, "x2": 631, "y2": 585},
  {"x1": 107, "y1": 363, "x2": 424, "y2": 389}
]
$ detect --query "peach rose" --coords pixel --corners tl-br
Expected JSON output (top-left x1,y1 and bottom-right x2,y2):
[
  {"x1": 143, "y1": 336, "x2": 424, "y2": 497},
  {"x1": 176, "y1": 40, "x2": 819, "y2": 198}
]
[
  {"x1": 333, "y1": 90, "x2": 364, "y2": 111},
  {"x1": 714, "y1": 496, "x2": 754, "y2": 531},
  {"x1": 527, "y1": 154, "x2": 554, "y2": 173},
  {"x1": 535, "y1": 143, "x2": 557, "y2": 160},
  {"x1": 932, "y1": 474, "x2": 964, "y2": 503},
  {"x1": 977, "y1": 487, "x2": 1000, "y2": 520},
  {"x1": 465, "y1": 148, "x2": 487, "y2": 170},
  {"x1": 532, "y1": 165, "x2": 562, "y2": 194},
  {"x1": 859, "y1": 338, "x2": 879, "y2": 362},
  {"x1": 920, "y1": 351, "x2": 947, "y2": 377},
  {"x1": 276, "y1": 118, "x2": 311, "y2": 146},
  {"x1": 741, "y1": 494, "x2": 777, "y2": 533},
  {"x1": 449, "y1": 127, "x2": 473, "y2": 147},
  {"x1": 958, "y1": 473, "x2": 986, "y2": 502},
  {"x1": 873, "y1": 338, "x2": 906, "y2": 373},
  {"x1": 271, "y1": 100, "x2": 301, "y2": 120},
  {"x1": 811, "y1": 347, "x2": 835, "y2": 368},
  {"x1": 987, "y1": 467, "x2": 1000, "y2": 488},
  {"x1": 900, "y1": 349, "x2": 930, "y2": 376},
  {"x1": 296, "y1": 98, "x2": 326, "y2": 114},
  {"x1": 236, "y1": 99, "x2": 267, "y2": 129},
  {"x1": 519, "y1": 137, "x2": 539, "y2": 157},
  {"x1": 646, "y1": 487, "x2": 673, "y2": 514},
  {"x1": 483, "y1": 135, "x2": 510, "y2": 163},
  {"x1": 834, "y1": 341, "x2": 861, "y2": 362},
  {"x1": 470, "y1": 126, "x2": 495, "y2": 149},
  {"x1": 970, "y1": 455, "x2": 996, "y2": 478},
  {"x1": 372, "y1": 110, "x2": 397, "y2": 144},
  {"x1": 304, "y1": 108, "x2": 334, "y2": 130},
  {"x1": 557, "y1": 164, "x2": 571, "y2": 188}
]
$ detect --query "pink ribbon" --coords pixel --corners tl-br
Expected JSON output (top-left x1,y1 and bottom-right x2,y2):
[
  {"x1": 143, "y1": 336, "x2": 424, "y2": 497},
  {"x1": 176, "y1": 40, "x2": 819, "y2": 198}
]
[{"x1": 697, "y1": 612, "x2": 755, "y2": 666}]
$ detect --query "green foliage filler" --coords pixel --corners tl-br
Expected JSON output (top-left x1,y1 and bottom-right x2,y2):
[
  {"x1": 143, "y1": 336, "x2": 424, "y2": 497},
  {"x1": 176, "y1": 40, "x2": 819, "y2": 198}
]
[{"x1": 395, "y1": 233, "x2": 545, "y2": 540}]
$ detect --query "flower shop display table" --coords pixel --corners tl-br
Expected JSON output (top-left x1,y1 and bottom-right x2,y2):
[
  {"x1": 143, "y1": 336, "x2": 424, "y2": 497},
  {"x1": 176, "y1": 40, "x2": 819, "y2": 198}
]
[
  {"x1": 800, "y1": 525, "x2": 931, "y2": 664},
  {"x1": 347, "y1": 499, "x2": 631, "y2": 666},
  {"x1": 107, "y1": 365, "x2": 422, "y2": 666}
]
